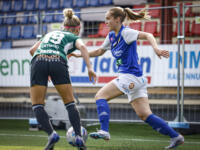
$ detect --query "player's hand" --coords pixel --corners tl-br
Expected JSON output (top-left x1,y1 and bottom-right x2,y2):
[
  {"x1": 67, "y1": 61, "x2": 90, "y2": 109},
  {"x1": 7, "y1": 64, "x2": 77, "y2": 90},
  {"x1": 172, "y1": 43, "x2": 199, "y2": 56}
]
[
  {"x1": 88, "y1": 68, "x2": 97, "y2": 84},
  {"x1": 68, "y1": 53, "x2": 81, "y2": 59},
  {"x1": 154, "y1": 48, "x2": 169, "y2": 59},
  {"x1": 48, "y1": 76, "x2": 51, "y2": 82}
]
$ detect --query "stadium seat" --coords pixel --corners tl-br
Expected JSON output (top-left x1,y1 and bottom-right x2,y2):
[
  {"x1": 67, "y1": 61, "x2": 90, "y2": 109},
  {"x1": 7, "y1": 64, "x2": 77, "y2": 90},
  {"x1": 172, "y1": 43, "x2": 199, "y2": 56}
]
[
  {"x1": 12, "y1": 0, "x2": 24, "y2": 11},
  {"x1": 42, "y1": 24, "x2": 48, "y2": 35},
  {"x1": 193, "y1": 40, "x2": 200, "y2": 44},
  {"x1": 49, "y1": 0, "x2": 60, "y2": 9},
  {"x1": 173, "y1": 20, "x2": 190, "y2": 37},
  {"x1": 62, "y1": 0, "x2": 73, "y2": 8},
  {"x1": 74, "y1": 8, "x2": 81, "y2": 19},
  {"x1": 1, "y1": 0, "x2": 12, "y2": 12},
  {"x1": 73, "y1": 0, "x2": 87, "y2": 8},
  {"x1": 43, "y1": 11, "x2": 55, "y2": 23},
  {"x1": 4, "y1": 13, "x2": 16, "y2": 25},
  {"x1": 99, "y1": 0, "x2": 113, "y2": 5},
  {"x1": 54, "y1": 10, "x2": 63, "y2": 22},
  {"x1": 144, "y1": 21, "x2": 159, "y2": 36},
  {"x1": 129, "y1": 22, "x2": 142, "y2": 31},
  {"x1": 88, "y1": 22, "x2": 109, "y2": 38},
  {"x1": 17, "y1": 12, "x2": 29, "y2": 24},
  {"x1": 132, "y1": 5, "x2": 146, "y2": 12},
  {"x1": 95, "y1": 41, "x2": 104, "y2": 46},
  {"x1": 25, "y1": 0, "x2": 36, "y2": 11},
  {"x1": 149, "y1": 4, "x2": 161, "y2": 18},
  {"x1": 38, "y1": 0, "x2": 48, "y2": 10},
  {"x1": 9, "y1": 26, "x2": 21, "y2": 40},
  {"x1": 142, "y1": 41, "x2": 151, "y2": 45},
  {"x1": 176, "y1": 40, "x2": 191, "y2": 44},
  {"x1": 22, "y1": 25, "x2": 35, "y2": 39},
  {"x1": 0, "y1": 26, "x2": 8, "y2": 40},
  {"x1": 173, "y1": 3, "x2": 193, "y2": 17},
  {"x1": 0, "y1": 14, "x2": 3, "y2": 25},
  {"x1": 88, "y1": 0, "x2": 99, "y2": 7},
  {"x1": 0, "y1": 41, "x2": 12, "y2": 49},
  {"x1": 191, "y1": 21, "x2": 200, "y2": 36},
  {"x1": 29, "y1": 12, "x2": 37, "y2": 24},
  {"x1": 86, "y1": 41, "x2": 94, "y2": 46}
]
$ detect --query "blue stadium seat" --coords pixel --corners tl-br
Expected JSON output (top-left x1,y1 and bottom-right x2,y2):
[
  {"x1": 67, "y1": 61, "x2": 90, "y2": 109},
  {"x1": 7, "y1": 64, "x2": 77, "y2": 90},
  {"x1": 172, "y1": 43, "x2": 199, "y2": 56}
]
[
  {"x1": 38, "y1": 0, "x2": 48, "y2": 10},
  {"x1": 74, "y1": 0, "x2": 87, "y2": 8},
  {"x1": 1, "y1": 0, "x2": 12, "y2": 12},
  {"x1": 0, "y1": 41, "x2": 12, "y2": 49},
  {"x1": 74, "y1": 9, "x2": 81, "y2": 19},
  {"x1": 4, "y1": 13, "x2": 16, "y2": 25},
  {"x1": 18, "y1": 12, "x2": 29, "y2": 24},
  {"x1": 87, "y1": 0, "x2": 99, "y2": 7},
  {"x1": 43, "y1": 11, "x2": 55, "y2": 23},
  {"x1": 22, "y1": 25, "x2": 35, "y2": 39},
  {"x1": 49, "y1": 0, "x2": 60, "y2": 9},
  {"x1": 62, "y1": 0, "x2": 73, "y2": 8},
  {"x1": 25, "y1": 0, "x2": 36, "y2": 11},
  {"x1": 43, "y1": 24, "x2": 48, "y2": 35},
  {"x1": 0, "y1": 26, "x2": 8, "y2": 40},
  {"x1": 54, "y1": 10, "x2": 63, "y2": 22},
  {"x1": 0, "y1": 14, "x2": 3, "y2": 25},
  {"x1": 9, "y1": 26, "x2": 21, "y2": 39},
  {"x1": 13, "y1": 0, "x2": 24, "y2": 11},
  {"x1": 29, "y1": 12, "x2": 37, "y2": 24},
  {"x1": 99, "y1": 0, "x2": 112, "y2": 5}
]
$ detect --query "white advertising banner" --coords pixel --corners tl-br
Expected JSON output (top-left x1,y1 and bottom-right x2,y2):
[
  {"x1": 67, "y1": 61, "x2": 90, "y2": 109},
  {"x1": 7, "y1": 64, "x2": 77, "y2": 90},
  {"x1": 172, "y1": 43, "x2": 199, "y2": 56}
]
[{"x1": 0, "y1": 44, "x2": 199, "y2": 87}]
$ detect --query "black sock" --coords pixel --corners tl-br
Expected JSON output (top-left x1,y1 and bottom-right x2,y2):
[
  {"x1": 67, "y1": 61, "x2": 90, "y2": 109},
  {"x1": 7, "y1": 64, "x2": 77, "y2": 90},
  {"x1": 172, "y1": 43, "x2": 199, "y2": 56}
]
[
  {"x1": 32, "y1": 104, "x2": 53, "y2": 135},
  {"x1": 65, "y1": 102, "x2": 81, "y2": 136}
]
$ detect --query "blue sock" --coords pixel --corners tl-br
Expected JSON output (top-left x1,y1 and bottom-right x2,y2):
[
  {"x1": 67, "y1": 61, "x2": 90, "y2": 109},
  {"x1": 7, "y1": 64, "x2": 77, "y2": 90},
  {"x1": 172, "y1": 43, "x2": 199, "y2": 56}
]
[
  {"x1": 145, "y1": 114, "x2": 179, "y2": 138},
  {"x1": 96, "y1": 99, "x2": 110, "y2": 132}
]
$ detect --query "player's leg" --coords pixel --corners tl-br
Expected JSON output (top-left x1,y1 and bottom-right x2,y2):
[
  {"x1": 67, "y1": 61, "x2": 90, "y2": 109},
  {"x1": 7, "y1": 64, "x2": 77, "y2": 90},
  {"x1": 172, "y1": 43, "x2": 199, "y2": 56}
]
[
  {"x1": 30, "y1": 57, "x2": 59, "y2": 150},
  {"x1": 54, "y1": 84, "x2": 86, "y2": 149},
  {"x1": 131, "y1": 97, "x2": 184, "y2": 149},
  {"x1": 31, "y1": 85, "x2": 60, "y2": 150},
  {"x1": 90, "y1": 81, "x2": 123, "y2": 140}
]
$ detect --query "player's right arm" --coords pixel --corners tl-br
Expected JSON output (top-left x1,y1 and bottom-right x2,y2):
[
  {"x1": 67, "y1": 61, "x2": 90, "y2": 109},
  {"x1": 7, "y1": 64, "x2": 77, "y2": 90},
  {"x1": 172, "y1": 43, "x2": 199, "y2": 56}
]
[{"x1": 29, "y1": 41, "x2": 41, "y2": 56}]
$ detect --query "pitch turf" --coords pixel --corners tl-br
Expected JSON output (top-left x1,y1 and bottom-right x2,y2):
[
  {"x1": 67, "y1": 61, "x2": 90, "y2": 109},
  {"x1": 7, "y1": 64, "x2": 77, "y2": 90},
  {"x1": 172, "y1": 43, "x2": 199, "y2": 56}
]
[{"x1": 0, "y1": 120, "x2": 200, "y2": 150}]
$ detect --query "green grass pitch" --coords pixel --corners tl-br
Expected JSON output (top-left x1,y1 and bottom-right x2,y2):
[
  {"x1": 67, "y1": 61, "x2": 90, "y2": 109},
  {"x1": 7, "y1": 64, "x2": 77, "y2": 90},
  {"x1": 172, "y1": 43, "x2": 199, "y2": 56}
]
[{"x1": 0, "y1": 120, "x2": 200, "y2": 150}]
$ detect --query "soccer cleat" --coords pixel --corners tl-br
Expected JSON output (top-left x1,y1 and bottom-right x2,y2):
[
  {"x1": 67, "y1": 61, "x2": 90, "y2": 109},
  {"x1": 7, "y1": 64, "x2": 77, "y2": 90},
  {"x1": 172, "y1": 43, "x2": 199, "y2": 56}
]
[
  {"x1": 44, "y1": 131, "x2": 60, "y2": 150},
  {"x1": 89, "y1": 130, "x2": 110, "y2": 141},
  {"x1": 165, "y1": 134, "x2": 184, "y2": 149},
  {"x1": 75, "y1": 135, "x2": 87, "y2": 150}
]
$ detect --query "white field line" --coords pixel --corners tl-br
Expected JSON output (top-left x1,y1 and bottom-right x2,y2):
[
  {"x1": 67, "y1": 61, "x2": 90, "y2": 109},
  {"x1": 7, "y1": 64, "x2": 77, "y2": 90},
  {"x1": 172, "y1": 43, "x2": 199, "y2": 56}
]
[{"x1": 0, "y1": 133, "x2": 200, "y2": 145}]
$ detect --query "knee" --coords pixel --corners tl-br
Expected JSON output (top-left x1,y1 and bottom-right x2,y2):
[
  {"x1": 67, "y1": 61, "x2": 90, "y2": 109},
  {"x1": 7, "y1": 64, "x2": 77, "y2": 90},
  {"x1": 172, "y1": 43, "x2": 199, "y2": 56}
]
[
  {"x1": 95, "y1": 92, "x2": 103, "y2": 101},
  {"x1": 136, "y1": 112, "x2": 152, "y2": 121}
]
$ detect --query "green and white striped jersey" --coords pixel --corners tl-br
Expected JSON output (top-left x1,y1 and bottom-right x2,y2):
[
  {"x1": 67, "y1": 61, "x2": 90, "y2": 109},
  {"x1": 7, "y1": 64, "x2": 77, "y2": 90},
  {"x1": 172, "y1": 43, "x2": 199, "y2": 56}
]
[{"x1": 33, "y1": 30, "x2": 79, "y2": 61}]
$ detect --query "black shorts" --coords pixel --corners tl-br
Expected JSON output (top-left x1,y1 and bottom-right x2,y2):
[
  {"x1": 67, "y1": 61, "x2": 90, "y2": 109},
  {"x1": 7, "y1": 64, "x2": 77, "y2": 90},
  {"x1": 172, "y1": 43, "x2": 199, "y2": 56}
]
[{"x1": 30, "y1": 55, "x2": 71, "y2": 86}]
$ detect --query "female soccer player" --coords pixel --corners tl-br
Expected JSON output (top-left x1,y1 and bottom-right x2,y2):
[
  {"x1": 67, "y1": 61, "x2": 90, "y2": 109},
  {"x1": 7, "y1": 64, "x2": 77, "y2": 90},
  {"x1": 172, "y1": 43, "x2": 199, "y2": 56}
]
[
  {"x1": 70, "y1": 7, "x2": 184, "y2": 149},
  {"x1": 29, "y1": 8, "x2": 96, "y2": 150}
]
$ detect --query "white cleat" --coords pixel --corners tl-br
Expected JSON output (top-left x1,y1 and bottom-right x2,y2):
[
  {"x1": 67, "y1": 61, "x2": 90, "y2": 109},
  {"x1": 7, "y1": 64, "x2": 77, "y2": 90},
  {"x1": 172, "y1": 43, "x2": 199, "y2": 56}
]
[
  {"x1": 44, "y1": 131, "x2": 60, "y2": 150},
  {"x1": 89, "y1": 130, "x2": 110, "y2": 141},
  {"x1": 165, "y1": 134, "x2": 184, "y2": 149}
]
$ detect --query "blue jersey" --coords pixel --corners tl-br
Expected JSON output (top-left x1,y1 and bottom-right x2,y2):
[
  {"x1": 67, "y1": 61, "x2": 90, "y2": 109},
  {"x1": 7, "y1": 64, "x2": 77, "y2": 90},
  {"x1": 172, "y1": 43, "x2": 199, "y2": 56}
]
[{"x1": 101, "y1": 25, "x2": 142, "y2": 77}]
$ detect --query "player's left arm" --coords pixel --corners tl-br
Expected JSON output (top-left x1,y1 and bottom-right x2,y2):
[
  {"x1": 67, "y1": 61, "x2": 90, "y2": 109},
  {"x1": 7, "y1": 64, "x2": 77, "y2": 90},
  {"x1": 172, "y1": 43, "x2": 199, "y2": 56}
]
[
  {"x1": 138, "y1": 31, "x2": 169, "y2": 59},
  {"x1": 29, "y1": 41, "x2": 41, "y2": 56}
]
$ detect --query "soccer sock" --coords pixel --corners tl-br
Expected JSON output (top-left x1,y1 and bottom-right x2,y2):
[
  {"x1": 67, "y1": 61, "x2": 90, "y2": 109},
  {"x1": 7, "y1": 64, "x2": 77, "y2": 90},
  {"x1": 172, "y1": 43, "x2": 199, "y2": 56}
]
[
  {"x1": 32, "y1": 104, "x2": 53, "y2": 135},
  {"x1": 65, "y1": 102, "x2": 81, "y2": 136},
  {"x1": 145, "y1": 114, "x2": 179, "y2": 138},
  {"x1": 96, "y1": 99, "x2": 110, "y2": 132}
]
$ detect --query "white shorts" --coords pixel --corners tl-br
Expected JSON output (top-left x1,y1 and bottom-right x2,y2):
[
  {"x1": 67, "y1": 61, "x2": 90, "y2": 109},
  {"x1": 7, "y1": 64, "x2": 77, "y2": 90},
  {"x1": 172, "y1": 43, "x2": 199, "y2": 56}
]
[{"x1": 112, "y1": 73, "x2": 148, "y2": 103}]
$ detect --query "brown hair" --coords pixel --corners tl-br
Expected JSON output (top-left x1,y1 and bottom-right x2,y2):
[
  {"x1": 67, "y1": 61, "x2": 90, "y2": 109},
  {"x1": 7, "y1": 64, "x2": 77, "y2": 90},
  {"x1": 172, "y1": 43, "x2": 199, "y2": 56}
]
[
  {"x1": 63, "y1": 8, "x2": 80, "y2": 31},
  {"x1": 109, "y1": 7, "x2": 150, "y2": 23}
]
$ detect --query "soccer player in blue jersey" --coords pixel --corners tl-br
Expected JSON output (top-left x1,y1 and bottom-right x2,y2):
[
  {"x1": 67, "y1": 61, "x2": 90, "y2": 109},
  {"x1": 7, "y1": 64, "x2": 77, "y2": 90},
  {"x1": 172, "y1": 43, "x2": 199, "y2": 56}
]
[
  {"x1": 71, "y1": 7, "x2": 184, "y2": 149},
  {"x1": 29, "y1": 9, "x2": 96, "y2": 150}
]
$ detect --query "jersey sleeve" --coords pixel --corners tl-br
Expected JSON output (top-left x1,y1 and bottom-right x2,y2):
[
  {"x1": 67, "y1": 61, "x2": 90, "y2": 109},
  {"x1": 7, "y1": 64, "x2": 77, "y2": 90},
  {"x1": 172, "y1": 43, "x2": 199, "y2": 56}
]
[
  {"x1": 121, "y1": 28, "x2": 139, "y2": 45},
  {"x1": 100, "y1": 35, "x2": 111, "y2": 51}
]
